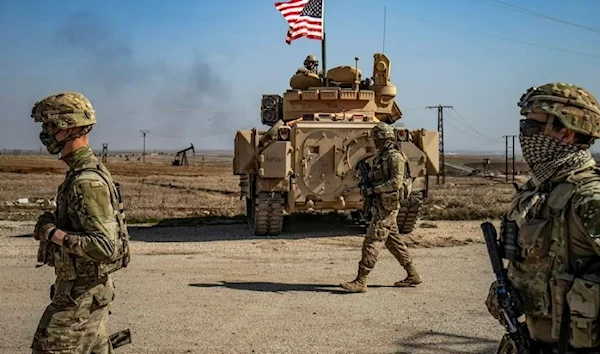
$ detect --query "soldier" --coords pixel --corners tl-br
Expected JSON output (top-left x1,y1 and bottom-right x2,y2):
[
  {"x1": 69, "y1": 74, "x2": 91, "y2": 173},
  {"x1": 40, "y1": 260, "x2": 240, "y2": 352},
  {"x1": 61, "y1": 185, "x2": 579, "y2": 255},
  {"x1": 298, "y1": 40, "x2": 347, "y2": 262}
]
[
  {"x1": 30, "y1": 91, "x2": 130, "y2": 353},
  {"x1": 296, "y1": 54, "x2": 320, "y2": 75},
  {"x1": 485, "y1": 83, "x2": 600, "y2": 353},
  {"x1": 340, "y1": 123, "x2": 422, "y2": 293}
]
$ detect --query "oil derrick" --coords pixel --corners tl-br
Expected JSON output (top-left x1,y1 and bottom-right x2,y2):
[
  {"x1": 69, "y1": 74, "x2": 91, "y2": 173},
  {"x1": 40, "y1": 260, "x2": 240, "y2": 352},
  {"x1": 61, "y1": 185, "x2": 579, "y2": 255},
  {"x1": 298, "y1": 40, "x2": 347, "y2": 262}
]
[
  {"x1": 172, "y1": 143, "x2": 195, "y2": 167},
  {"x1": 101, "y1": 143, "x2": 108, "y2": 163}
]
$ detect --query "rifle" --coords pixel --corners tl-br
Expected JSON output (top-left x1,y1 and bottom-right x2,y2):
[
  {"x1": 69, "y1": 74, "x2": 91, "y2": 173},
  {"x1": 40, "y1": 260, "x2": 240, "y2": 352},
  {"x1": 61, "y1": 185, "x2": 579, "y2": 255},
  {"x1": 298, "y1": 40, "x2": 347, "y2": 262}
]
[
  {"x1": 481, "y1": 221, "x2": 531, "y2": 354},
  {"x1": 355, "y1": 159, "x2": 375, "y2": 221},
  {"x1": 110, "y1": 329, "x2": 132, "y2": 349}
]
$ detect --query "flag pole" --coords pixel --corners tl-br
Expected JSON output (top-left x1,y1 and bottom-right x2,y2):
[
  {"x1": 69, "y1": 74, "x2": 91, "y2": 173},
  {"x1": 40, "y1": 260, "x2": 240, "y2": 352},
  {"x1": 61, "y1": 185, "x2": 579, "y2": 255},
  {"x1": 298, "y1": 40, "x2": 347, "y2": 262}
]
[
  {"x1": 382, "y1": 6, "x2": 387, "y2": 53},
  {"x1": 321, "y1": 0, "x2": 327, "y2": 86}
]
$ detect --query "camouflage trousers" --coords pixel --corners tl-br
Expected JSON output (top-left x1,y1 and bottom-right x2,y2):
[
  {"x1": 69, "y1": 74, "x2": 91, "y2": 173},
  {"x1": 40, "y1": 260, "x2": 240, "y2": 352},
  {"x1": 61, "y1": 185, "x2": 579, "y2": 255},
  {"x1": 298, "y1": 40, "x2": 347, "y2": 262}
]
[
  {"x1": 359, "y1": 199, "x2": 411, "y2": 272},
  {"x1": 31, "y1": 275, "x2": 115, "y2": 354}
]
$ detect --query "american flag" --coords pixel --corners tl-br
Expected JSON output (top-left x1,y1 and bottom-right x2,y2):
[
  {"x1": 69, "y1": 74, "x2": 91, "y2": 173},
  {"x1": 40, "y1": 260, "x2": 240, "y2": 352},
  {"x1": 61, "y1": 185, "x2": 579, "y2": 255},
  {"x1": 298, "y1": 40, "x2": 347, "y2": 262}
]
[{"x1": 274, "y1": 0, "x2": 323, "y2": 44}]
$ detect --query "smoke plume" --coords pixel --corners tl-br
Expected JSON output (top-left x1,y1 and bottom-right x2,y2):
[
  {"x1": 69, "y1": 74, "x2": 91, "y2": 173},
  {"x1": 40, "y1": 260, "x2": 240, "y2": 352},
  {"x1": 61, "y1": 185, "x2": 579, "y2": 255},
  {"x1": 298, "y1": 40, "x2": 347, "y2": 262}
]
[{"x1": 53, "y1": 11, "x2": 233, "y2": 143}]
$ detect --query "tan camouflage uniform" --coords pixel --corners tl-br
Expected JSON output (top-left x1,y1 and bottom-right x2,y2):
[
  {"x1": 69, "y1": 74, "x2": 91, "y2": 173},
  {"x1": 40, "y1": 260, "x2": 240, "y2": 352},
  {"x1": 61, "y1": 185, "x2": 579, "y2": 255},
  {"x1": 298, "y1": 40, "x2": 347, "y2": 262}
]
[
  {"x1": 485, "y1": 83, "x2": 600, "y2": 353},
  {"x1": 30, "y1": 92, "x2": 130, "y2": 354},
  {"x1": 341, "y1": 123, "x2": 421, "y2": 293}
]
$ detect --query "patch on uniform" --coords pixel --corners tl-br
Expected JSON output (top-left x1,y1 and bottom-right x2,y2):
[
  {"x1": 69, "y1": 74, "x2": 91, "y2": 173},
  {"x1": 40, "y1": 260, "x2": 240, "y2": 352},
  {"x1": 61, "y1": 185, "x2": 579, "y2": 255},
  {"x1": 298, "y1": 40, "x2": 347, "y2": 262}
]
[
  {"x1": 574, "y1": 185, "x2": 600, "y2": 238},
  {"x1": 76, "y1": 180, "x2": 113, "y2": 219}
]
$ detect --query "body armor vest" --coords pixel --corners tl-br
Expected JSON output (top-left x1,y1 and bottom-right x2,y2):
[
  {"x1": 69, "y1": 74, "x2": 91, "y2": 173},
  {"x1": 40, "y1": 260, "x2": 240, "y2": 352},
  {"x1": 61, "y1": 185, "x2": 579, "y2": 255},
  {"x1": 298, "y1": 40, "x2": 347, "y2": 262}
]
[
  {"x1": 53, "y1": 160, "x2": 130, "y2": 281},
  {"x1": 371, "y1": 147, "x2": 411, "y2": 198},
  {"x1": 503, "y1": 167, "x2": 600, "y2": 348}
]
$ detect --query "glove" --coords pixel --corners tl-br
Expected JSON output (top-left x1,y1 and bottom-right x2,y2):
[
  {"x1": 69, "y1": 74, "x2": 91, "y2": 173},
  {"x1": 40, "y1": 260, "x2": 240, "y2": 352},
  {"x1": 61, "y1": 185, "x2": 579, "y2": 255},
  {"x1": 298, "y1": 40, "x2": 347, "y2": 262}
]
[
  {"x1": 34, "y1": 212, "x2": 56, "y2": 241},
  {"x1": 485, "y1": 281, "x2": 505, "y2": 325},
  {"x1": 485, "y1": 280, "x2": 524, "y2": 327}
]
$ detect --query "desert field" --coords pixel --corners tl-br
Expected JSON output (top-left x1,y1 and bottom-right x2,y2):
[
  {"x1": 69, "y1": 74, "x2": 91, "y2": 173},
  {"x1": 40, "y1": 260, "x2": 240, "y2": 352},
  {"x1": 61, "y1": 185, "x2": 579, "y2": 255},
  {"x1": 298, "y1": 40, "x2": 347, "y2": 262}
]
[
  {"x1": 0, "y1": 152, "x2": 523, "y2": 226},
  {"x1": 0, "y1": 152, "x2": 523, "y2": 353}
]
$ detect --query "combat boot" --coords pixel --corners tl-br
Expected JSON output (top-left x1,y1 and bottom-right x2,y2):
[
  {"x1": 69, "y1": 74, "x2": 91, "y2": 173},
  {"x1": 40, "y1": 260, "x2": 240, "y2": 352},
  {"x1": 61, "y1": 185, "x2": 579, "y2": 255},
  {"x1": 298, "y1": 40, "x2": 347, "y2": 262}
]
[
  {"x1": 394, "y1": 262, "x2": 422, "y2": 287},
  {"x1": 340, "y1": 266, "x2": 370, "y2": 292}
]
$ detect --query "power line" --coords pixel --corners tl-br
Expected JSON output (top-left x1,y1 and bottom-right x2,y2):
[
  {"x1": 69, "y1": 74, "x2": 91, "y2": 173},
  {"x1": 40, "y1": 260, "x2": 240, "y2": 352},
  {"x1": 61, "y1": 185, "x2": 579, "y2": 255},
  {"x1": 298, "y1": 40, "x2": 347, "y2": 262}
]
[
  {"x1": 393, "y1": 11, "x2": 600, "y2": 59},
  {"x1": 446, "y1": 109, "x2": 497, "y2": 143},
  {"x1": 470, "y1": 0, "x2": 600, "y2": 35},
  {"x1": 444, "y1": 115, "x2": 493, "y2": 142}
]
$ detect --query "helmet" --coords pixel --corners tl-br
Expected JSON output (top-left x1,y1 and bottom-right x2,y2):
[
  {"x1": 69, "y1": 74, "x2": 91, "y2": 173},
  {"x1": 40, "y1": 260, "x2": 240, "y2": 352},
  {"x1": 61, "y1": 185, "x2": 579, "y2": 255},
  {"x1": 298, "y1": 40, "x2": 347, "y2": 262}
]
[
  {"x1": 518, "y1": 82, "x2": 600, "y2": 138},
  {"x1": 372, "y1": 123, "x2": 396, "y2": 140},
  {"x1": 304, "y1": 55, "x2": 318, "y2": 65},
  {"x1": 31, "y1": 91, "x2": 96, "y2": 130}
]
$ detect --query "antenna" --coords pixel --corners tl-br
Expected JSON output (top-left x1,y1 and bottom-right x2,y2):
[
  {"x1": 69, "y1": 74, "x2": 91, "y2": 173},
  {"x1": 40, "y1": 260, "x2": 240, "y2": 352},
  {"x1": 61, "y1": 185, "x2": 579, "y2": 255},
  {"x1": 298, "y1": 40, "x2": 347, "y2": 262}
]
[{"x1": 382, "y1": 6, "x2": 387, "y2": 53}]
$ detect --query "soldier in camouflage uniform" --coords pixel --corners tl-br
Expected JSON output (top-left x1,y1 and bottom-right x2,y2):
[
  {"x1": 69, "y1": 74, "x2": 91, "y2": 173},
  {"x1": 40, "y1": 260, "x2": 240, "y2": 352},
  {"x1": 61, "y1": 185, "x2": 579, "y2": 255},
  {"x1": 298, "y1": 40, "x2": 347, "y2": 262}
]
[
  {"x1": 30, "y1": 91, "x2": 130, "y2": 353},
  {"x1": 485, "y1": 83, "x2": 600, "y2": 353},
  {"x1": 340, "y1": 123, "x2": 422, "y2": 293},
  {"x1": 296, "y1": 54, "x2": 320, "y2": 76}
]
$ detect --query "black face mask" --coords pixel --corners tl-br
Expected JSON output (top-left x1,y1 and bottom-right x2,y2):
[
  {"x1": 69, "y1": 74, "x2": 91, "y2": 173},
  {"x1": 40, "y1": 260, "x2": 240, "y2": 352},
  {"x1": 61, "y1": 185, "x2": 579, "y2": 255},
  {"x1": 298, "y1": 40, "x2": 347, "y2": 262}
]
[{"x1": 39, "y1": 130, "x2": 66, "y2": 155}]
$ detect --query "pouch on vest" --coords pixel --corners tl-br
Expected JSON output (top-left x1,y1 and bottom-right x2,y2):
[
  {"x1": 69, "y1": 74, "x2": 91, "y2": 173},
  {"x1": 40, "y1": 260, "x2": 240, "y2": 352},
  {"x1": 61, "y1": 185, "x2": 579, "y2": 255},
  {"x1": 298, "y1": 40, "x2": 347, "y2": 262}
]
[
  {"x1": 518, "y1": 219, "x2": 552, "y2": 259},
  {"x1": 372, "y1": 162, "x2": 384, "y2": 183},
  {"x1": 54, "y1": 247, "x2": 77, "y2": 281},
  {"x1": 566, "y1": 276, "x2": 600, "y2": 348},
  {"x1": 380, "y1": 191, "x2": 400, "y2": 211},
  {"x1": 510, "y1": 217, "x2": 553, "y2": 316},
  {"x1": 90, "y1": 278, "x2": 115, "y2": 313}
]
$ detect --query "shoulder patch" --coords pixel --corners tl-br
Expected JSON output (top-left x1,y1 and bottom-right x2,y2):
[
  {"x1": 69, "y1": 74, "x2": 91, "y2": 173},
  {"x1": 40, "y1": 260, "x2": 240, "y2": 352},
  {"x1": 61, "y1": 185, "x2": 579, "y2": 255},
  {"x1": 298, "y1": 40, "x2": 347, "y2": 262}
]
[{"x1": 73, "y1": 179, "x2": 114, "y2": 219}]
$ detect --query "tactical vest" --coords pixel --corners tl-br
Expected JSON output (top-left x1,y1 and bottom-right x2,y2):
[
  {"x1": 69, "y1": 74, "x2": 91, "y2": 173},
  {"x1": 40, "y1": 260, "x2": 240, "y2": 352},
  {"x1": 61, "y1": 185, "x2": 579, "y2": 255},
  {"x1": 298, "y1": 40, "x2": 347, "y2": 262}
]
[
  {"x1": 53, "y1": 160, "x2": 130, "y2": 281},
  {"x1": 503, "y1": 167, "x2": 600, "y2": 349},
  {"x1": 372, "y1": 148, "x2": 411, "y2": 198}
]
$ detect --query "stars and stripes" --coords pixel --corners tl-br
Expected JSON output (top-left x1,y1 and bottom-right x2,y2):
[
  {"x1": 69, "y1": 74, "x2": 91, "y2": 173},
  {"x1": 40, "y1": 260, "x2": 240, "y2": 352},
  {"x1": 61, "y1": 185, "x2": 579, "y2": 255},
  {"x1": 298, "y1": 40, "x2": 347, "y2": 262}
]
[{"x1": 275, "y1": 0, "x2": 323, "y2": 44}]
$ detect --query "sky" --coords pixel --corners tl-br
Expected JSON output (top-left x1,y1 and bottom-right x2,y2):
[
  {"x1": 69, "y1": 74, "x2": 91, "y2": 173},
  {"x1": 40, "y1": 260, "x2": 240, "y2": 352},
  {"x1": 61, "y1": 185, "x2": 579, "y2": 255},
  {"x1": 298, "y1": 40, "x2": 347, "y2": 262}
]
[{"x1": 1, "y1": 0, "x2": 600, "y2": 154}]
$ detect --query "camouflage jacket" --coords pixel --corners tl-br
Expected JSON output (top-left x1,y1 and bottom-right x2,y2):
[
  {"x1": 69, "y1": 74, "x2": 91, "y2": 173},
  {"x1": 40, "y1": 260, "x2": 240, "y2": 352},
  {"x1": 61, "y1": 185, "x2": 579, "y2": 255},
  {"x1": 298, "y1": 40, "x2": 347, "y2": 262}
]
[
  {"x1": 371, "y1": 142, "x2": 407, "y2": 195},
  {"x1": 51, "y1": 146, "x2": 129, "y2": 280},
  {"x1": 503, "y1": 162, "x2": 600, "y2": 346}
]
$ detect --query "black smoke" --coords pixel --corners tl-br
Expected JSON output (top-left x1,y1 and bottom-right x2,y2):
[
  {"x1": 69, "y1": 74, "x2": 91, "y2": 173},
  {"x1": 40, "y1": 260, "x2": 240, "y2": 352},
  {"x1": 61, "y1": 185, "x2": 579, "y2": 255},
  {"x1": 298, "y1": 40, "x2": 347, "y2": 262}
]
[{"x1": 53, "y1": 11, "x2": 233, "y2": 141}]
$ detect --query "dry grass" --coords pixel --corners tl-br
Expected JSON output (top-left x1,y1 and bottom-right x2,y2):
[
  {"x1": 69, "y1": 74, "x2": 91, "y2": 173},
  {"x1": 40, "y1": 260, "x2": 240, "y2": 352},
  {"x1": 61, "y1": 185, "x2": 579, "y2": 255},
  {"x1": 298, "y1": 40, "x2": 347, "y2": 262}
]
[
  {"x1": 0, "y1": 154, "x2": 245, "y2": 223},
  {"x1": 0, "y1": 154, "x2": 520, "y2": 223},
  {"x1": 420, "y1": 176, "x2": 516, "y2": 220}
]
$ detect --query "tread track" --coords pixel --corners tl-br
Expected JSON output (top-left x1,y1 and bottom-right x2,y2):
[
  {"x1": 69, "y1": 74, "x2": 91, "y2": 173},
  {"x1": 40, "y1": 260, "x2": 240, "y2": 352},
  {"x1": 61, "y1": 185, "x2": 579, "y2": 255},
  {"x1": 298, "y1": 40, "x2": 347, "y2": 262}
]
[
  {"x1": 248, "y1": 192, "x2": 284, "y2": 236},
  {"x1": 397, "y1": 196, "x2": 422, "y2": 234}
]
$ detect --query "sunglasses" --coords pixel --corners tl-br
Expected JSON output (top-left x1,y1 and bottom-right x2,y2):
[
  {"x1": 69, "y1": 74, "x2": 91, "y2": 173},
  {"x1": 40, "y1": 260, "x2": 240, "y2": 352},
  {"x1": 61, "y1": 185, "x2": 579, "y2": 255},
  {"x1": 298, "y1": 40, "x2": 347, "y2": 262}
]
[{"x1": 519, "y1": 119, "x2": 547, "y2": 136}]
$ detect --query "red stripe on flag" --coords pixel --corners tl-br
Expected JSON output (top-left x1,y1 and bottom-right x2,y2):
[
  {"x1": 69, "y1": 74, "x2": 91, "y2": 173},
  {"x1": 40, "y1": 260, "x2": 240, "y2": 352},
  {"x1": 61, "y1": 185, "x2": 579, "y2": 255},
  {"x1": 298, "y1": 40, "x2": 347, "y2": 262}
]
[{"x1": 276, "y1": 0, "x2": 323, "y2": 44}]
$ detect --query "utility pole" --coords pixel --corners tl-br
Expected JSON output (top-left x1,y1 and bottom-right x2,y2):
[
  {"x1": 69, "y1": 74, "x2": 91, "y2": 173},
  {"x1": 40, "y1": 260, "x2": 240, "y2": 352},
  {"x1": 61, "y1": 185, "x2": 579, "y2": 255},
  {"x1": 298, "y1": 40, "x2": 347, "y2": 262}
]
[
  {"x1": 426, "y1": 104, "x2": 453, "y2": 184},
  {"x1": 101, "y1": 143, "x2": 108, "y2": 163},
  {"x1": 503, "y1": 135, "x2": 517, "y2": 182},
  {"x1": 139, "y1": 130, "x2": 149, "y2": 163}
]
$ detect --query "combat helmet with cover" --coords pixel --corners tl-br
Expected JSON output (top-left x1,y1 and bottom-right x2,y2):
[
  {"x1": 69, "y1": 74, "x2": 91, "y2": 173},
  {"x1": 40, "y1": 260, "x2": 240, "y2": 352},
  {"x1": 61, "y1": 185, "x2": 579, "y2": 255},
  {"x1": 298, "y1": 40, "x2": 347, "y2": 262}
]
[
  {"x1": 518, "y1": 82, "x2": 600, "y2": 141},
  {"x1": 372, "y1": 123, "x2": 396, "y2": 140},
  {"x1": 304, "y1": 54, "x2": 318, "y2": 66},
  {"x1": 31, "y1": 91, "x2": 96, "y2": 129},
  {"x1": 30, "y1": 91, "x2": 97, "y2": 154}
]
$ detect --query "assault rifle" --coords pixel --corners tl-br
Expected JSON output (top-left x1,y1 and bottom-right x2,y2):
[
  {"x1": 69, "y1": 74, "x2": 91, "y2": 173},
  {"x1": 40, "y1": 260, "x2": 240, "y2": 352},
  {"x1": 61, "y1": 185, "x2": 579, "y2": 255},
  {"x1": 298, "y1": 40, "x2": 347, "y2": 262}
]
[
  {"x1": 355, "y1": 158, "x2": 375, "y2": 221},
  {"x1": 481, "y1": 221, "x2": 531, "y2": 354}
]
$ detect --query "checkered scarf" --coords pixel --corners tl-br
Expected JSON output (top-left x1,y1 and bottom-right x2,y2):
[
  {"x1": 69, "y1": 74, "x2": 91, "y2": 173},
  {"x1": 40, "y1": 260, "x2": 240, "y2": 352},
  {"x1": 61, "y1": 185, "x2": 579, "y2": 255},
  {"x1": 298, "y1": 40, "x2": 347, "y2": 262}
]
[{"x1": 519, "y1": 133, "x2": 594, "y2": 186}]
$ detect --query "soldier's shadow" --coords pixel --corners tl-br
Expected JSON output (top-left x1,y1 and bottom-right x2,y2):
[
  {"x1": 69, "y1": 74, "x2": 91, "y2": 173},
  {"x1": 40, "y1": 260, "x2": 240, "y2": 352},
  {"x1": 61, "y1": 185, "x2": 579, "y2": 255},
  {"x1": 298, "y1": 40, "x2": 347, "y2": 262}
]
[
  {"x1": 395, "y1": 331, "x2": 498, "y2": 354},
  {"x1": 189, "y1": 281, "x2": 357, "y2": 295}
]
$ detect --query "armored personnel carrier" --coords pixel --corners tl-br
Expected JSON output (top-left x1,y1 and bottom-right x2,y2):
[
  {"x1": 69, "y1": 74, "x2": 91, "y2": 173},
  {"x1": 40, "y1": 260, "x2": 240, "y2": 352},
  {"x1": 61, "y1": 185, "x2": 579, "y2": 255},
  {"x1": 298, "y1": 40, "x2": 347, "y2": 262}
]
[{"x1": 233, "y1": 53, "x2": 439, "y2": 236}]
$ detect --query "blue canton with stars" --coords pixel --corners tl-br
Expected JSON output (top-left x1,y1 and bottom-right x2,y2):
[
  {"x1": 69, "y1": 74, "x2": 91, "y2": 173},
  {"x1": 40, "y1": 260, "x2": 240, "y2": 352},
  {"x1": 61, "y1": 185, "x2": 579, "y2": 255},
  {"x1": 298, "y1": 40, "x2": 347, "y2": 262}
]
[{"x1": 301, "y1": 0, "x2": 322, "y2": 19}]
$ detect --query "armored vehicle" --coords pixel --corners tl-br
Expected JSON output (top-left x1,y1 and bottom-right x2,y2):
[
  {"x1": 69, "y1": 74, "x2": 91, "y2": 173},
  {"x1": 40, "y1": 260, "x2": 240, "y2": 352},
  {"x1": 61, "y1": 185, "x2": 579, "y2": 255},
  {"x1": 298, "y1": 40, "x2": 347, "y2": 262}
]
[{"x1": 233, "y1": 53, "x2": 439, "y2": 236}]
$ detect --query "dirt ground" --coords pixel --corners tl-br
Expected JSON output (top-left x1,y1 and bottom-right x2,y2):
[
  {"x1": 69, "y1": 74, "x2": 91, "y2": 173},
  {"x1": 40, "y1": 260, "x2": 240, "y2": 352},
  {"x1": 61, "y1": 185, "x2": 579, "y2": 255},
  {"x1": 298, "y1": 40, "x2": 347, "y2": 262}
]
[
  {"x1": 0, "y1": 218, "x2": 505, "y2": 354},
  {"x1": 0, "y1": 153, "x2": 515, "y2": 353}
]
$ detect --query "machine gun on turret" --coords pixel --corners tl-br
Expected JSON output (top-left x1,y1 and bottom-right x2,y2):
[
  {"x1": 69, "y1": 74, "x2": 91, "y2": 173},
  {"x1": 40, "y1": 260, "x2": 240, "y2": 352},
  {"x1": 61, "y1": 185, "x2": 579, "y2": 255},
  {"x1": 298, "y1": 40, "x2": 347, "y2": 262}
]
[{"x1": 172, "y1": 143, "x2": 195, "y2": 166}]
